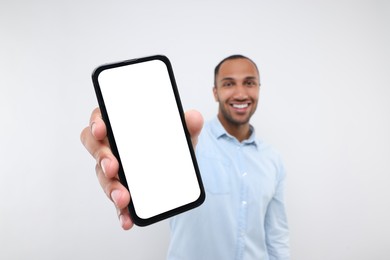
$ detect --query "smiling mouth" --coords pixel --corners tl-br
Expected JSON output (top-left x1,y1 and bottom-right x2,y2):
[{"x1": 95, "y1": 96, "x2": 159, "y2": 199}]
[{"x1": 231, "y1": 103, "x2": 249, "y2": 109}]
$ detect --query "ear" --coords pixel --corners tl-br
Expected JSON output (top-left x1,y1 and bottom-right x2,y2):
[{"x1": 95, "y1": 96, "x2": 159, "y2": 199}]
[{"x1": 213, "y1": 86, "x2": 218, "y2": 102}]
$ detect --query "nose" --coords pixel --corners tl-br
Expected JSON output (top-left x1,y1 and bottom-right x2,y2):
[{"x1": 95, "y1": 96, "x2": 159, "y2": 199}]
[{"x1": 233, "y1": 84, "x2": 249, "y2": 100}]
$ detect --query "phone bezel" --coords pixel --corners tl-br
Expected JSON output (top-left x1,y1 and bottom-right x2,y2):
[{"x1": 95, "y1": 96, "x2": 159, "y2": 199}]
[{"x1": 91, "y1": 55, "x2": 205, "y2": 226}]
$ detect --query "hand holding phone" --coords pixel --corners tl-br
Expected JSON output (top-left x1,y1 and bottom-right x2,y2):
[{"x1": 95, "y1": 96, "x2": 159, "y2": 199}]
[{"x1": 91, "y1": 55, "x2": 205, "y2": 226}]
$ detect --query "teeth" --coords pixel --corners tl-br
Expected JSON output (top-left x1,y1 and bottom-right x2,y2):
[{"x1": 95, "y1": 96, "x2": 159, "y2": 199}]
[{"x1": 233, "y1": 104, "x2": 248, "y2": 109}]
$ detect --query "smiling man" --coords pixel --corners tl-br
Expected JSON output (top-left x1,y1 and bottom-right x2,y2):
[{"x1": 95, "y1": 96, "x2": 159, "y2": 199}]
[
  {"x1": 81, "y1": 54, "x2": 290, "y2": 260},
  {"x1": 167, "y1": 55, "x2": 290, "y2": 260}
]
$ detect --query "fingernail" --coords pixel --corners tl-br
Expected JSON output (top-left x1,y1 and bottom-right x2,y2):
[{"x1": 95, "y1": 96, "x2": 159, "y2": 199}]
[
  {"x1": 111, "y1": 190, "x2": 121, "y2": 205},
  {"x1": 91, "y1": 122, "x2": 96, "y2": 135},
  {"x1": 119, "y1": 214, "x2": 125, "y2": 227},
  {"x1": 101, "y1": 158, "x2": 110, "y2": 175}
]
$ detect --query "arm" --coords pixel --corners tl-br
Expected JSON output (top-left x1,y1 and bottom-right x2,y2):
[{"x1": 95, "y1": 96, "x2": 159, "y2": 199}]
[
  {"x1": 80, "y1": 107, "x2": 203, "y2": 229},
  {"x1": 264, "y1": 160, "x2": 290, "y2": 260}
]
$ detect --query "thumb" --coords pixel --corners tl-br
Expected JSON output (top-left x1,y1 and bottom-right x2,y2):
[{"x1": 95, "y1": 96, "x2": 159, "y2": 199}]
[{"x1": 184, "y1": 110, "x2": 204, "y2": 148}]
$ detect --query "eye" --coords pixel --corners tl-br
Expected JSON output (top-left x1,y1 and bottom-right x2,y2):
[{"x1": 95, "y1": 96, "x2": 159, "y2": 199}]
[
  {"x1": 244, "y1": 80, "x2": 257, "y2": 87},
  {"x1": 222, "y1": 81, "x2": 235, "y2": 87}
]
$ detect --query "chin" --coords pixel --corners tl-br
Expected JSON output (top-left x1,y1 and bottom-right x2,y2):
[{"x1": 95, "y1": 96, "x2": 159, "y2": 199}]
[{"x1": 228, "y1": 117, "x2": 251, "y2": 126}]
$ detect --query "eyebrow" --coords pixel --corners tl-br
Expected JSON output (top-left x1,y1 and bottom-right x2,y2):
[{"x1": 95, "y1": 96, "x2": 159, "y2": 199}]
[
  {"x1": 220, "y1": 76, "x2": 258, "y2": 82},
  {"x1": 220, "y1": 77, "x2": 235, "y2": 82}
]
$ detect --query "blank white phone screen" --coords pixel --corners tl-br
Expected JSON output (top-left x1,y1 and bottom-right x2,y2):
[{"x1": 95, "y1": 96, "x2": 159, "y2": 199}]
[{"x1": 97, "y1": 59, "x2": 201, "y2": 219}]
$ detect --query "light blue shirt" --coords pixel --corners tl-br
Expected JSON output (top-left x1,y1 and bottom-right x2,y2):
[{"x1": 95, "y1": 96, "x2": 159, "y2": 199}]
[{"x1": 167, "y1": 117, "x2": 290, "y2": 260}]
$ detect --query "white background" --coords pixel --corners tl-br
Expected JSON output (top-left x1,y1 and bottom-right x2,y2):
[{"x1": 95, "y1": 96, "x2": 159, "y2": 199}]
[{"x1": 1, "y1": 1, "x2": 389, "y2": 259}]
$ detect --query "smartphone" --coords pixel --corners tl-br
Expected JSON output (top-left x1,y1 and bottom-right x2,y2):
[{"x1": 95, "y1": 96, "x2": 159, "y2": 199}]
[{"x1": 92, "y1": 55, "x2": 205, "y2": 226}]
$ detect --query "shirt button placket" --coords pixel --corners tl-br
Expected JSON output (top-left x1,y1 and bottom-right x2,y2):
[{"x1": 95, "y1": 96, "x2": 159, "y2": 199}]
[{"x1": 235, "y1": 143, "x2": 248, "y2": 260}]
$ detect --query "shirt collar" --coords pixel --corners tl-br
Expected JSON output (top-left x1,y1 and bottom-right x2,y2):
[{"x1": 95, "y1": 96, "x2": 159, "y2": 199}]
[{"x1": 210, "y1": 116, "x2": 259, "y2": 147}]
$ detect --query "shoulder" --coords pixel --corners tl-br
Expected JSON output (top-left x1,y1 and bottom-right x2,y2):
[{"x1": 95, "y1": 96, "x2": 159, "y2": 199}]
[
  {"x1": 197, "y1": 119, "x2": 216, "y2": 145},
  {"x1": 256, "y1": 138, "x2": 286, "y2": 178},
  {"x1": 257, "y1": 139, "x2": 282, "y2": 159}
]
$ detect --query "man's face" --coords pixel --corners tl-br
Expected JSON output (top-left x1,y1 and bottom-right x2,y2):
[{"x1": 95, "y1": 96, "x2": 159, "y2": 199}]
[{"x1": 213, "y1": 58, "x2": 260, "y2": 128}]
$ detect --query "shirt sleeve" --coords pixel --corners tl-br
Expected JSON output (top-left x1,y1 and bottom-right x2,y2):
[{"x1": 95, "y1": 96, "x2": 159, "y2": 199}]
[{"x1": 264, "y1": 158, "x2": 290, "y2": 260}]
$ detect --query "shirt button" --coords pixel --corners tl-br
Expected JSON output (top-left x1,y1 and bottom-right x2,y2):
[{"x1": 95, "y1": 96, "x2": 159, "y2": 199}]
[
  {"x1": 242, "y1": 172, "x2": 247, "y2": 177},
  {"x1": 242, "y1": 201, "x2": 247, "y2": 206}
]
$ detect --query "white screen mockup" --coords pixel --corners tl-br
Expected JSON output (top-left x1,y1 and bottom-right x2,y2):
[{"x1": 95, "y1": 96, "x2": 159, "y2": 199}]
[{"x1": 97, "y1": 59, "x2": 201, "y2": 220}]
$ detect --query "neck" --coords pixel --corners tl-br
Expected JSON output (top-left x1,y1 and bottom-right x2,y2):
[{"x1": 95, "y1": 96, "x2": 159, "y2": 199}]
[{"x1": 217, "y1": 114, "x2": 251, "y2": 142}]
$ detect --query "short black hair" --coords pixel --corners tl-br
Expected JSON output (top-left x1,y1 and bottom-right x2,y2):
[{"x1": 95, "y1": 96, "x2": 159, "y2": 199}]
[{"x1": 214, "y1": 54, "x2": 259, "y2": 86}]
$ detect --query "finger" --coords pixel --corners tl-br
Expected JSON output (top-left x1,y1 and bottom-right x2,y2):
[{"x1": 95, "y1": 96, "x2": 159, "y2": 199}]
[
  {"x1": 89, "y1": 107, "x2": 107, "y2": 141},
  {"x1": 80, "y1": 126, "x2": 119, "y2": 178},
  {"x1": 96, "y1": 164, "x2": 133, "y2": 229},
  {"x1": 185, "y1": 109, "x2": 204, "y2": 147},
  {"x1": 117, "y1": 207, "x2": 134, "y2": 230},
  {"x1": 95, "y1": 164, "x2": 130, "y2": 209}
]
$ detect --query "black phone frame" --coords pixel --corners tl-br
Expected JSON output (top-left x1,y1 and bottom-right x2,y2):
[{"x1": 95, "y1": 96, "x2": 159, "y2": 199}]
[{"x1": 91, "y1": 55, "x2": 205, "y2": 226}]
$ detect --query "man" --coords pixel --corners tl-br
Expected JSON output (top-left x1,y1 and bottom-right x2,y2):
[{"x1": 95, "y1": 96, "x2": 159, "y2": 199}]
[{"x1": 81, "y1": 55, "x2": 290, "y2": 259}]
